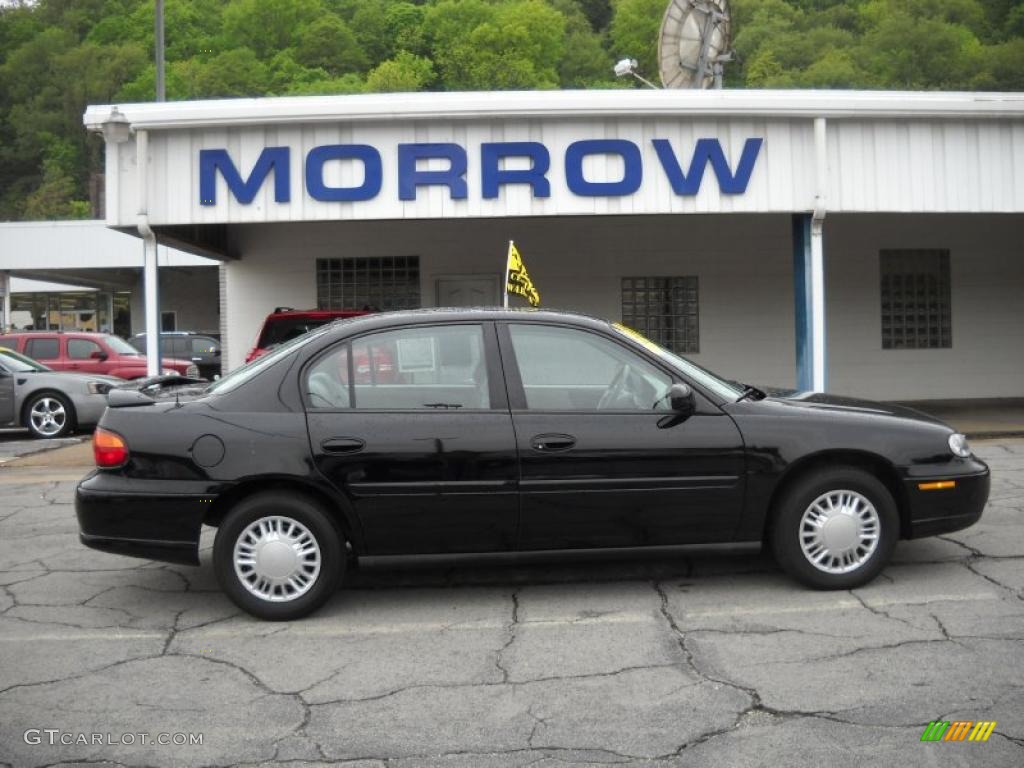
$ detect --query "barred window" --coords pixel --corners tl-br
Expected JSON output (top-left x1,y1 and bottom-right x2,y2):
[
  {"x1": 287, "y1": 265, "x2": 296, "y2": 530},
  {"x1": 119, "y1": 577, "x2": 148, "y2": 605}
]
[
  {"x1": 621, "y1": 276, "x2": 700, "y2": 354},
  {"x1": 880, "y1": 250, "x2": 951, "y2": 349},
  {"x1": 317, "y1": 256, "x2": 420, "y2": 311}
]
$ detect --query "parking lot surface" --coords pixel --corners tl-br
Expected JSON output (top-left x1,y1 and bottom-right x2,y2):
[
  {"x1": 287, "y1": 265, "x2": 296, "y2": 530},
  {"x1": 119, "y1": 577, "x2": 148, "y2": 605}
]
[{"x1": 0, "y1": 442, "x2": 1021, "y2": 767}]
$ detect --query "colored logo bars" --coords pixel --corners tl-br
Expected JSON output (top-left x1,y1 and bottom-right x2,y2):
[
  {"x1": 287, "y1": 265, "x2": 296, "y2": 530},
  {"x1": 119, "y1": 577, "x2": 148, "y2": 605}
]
[
  {"x1": 505, "y1": 241, "x2": 540, "y2": 308},
  {"x1": 920, "y1": 720, "x2": 997, "y2": 742}
]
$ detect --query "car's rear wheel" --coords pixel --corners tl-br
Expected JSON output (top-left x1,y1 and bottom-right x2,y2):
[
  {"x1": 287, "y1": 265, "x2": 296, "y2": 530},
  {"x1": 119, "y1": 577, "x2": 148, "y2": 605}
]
[
  {"x1": 24, "y1": 392, "x2": 74, "y2": 439},
  {"x1": 214, "y1": 491, "x2": 344, "y2": 620},
  {"x1": 771, "y1": 466, "x2": 899, "y2": 589}
]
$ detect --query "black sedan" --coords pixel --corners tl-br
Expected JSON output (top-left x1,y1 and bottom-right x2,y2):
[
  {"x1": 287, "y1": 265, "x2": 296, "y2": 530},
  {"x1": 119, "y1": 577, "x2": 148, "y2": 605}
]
[{"x1": 76, "y1": 309, "x2": 989, "y2": 620}]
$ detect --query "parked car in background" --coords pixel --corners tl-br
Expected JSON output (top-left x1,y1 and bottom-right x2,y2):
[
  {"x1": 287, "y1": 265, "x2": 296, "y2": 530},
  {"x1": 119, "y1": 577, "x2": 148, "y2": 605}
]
[
  {"x1": 129, "y1": 332, "x2": 221, "y2": 379},
  {"x1": 245, "y1": 307, "x2": 368, "y2": 363},
  {"x1": 0, "y1": 331, "x2": 198, "y2": 380},
  {"x1": 0, "y1": 347, "x2": 121, "y2": 438},
  {"x1": 76, "y1": 309, "x2": 989, "y2": 620}
]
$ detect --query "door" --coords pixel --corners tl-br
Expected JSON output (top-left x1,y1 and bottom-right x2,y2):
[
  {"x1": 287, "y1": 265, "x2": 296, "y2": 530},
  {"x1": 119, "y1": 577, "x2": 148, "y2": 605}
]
[
  {"x1": 0, "y1": 361, "x2": 14, "y2": 426},
  {"x1": 499, "y1": 322, "x2": 746, "y2": 550},
  {"x1": 66, "y1": 337, "x2": 105, "y2": 373},
  {"x1": 436, "y1": 275, "x2": 500, "y2": 307},
  {"x1": 304, "y1": 322, "x2": 519, "y2": 555},
  {"x1": 24, "y1": 337, "x2": 62, "y2": 370}
]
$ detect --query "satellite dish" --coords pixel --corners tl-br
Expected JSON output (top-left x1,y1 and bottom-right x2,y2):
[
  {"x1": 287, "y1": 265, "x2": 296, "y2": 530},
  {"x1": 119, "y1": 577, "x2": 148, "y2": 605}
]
[{"x1": 658, "y1": 0, "x2": 733, "y2": 89}]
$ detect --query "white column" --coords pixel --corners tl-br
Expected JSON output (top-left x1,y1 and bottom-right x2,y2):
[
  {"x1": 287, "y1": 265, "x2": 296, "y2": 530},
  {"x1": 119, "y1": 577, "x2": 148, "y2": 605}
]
[
  {"x1": 136, "y1": 129, "x2": 161, "y2": 376},
  {"x1": 810, "y1": 117, "x2": 828, "y2": 392},
  {"x1": 0, "y1": 271, "x2": 10, "y2": 332}
]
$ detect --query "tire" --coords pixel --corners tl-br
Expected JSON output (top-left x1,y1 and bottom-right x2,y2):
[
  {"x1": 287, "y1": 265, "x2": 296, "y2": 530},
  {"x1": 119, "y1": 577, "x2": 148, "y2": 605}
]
[
  {"x1": 214, "y1": 491, "x2": 344, "y2": 620},
  {"x1": 24, "y1": 392, "x2": 75, "y2": 439},
  {"x1": 771, "y1": 466, "x2": 899, "y2": 590}
]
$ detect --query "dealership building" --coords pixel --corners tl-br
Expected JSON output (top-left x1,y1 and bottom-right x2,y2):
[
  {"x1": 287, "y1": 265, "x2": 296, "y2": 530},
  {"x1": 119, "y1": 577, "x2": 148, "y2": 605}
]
[{"x1": 69, "y1": 89, "x2": 1024, "y2": 400}]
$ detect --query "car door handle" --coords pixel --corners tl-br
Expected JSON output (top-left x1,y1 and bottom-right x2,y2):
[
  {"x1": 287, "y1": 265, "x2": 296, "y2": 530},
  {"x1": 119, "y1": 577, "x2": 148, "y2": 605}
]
[
  {"x1": 530, "y1": 433, "x2": 577, "y2": 452},
  {"x1": 320, "y1": 437, "x2": 366, "y2": 454}
]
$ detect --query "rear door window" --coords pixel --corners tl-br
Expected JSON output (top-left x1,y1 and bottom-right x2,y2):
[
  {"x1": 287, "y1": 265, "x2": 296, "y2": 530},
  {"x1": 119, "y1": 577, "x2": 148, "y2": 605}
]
[{"x1": 25, "y1": 338, "x2": 59, "y2": 361}]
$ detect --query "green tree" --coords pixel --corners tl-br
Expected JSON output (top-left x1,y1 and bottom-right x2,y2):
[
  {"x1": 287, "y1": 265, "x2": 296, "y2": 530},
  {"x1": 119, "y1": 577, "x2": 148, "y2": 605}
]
[
  {"x1": 366, "y1": 51, "x2": 435, "y2": 91},
  {"x1": 609, "y1": 0, "x2": 664, "y2": 84},
  {"x1": 222, "y1": 0, "x2": 322, "y2": 59},
  {"x1": 296, "y1": 14, "x2": 369, "y2": 74}
]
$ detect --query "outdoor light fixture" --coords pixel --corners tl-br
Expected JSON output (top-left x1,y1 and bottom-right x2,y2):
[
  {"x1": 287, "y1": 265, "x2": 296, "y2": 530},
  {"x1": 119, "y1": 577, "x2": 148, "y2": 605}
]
[
  {"x1": 100, "y1": 108, "x2": 131, "y2": 144},
  {"x1": 613, "y1": 58, "x2": 660, "y2": 89}
]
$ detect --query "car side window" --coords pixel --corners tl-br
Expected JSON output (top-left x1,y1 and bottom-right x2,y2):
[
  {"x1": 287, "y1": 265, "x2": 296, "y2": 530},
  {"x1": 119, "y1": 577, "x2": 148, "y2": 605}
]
[
  {"x1": 508, "y1": 324, "x2": 673, "y2": 411},
  {"x1": 305, "y1": 325, "x2": 491, "y2": 410},
  {"x1": 25, "y1": 338, "x2": 59, "y2": 360},
  {"x1": 68, "y1": 339, "x2": 102, "y2": 360}
]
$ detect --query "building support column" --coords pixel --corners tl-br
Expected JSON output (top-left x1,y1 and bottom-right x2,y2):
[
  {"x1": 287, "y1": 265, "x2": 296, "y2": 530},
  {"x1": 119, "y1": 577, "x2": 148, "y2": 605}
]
[
  {"x1": 136, "y1": 129, "x2": 161, "y2": 376},
  {"x1": 793, "y1": 117, "x2": 828, "y2": 392},
  {"x1": 0, "y1": 271, "x2": 11, "y2": 332}
]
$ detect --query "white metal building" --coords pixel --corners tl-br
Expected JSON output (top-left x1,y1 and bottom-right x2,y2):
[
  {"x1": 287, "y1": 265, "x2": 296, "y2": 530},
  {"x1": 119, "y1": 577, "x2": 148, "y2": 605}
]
[
  {"x1": 0, "y1": 220, "x2": 219, "y2": 336},
  {"x1": 81, "y1": 89, "x2": 1024, "y2": 400}
]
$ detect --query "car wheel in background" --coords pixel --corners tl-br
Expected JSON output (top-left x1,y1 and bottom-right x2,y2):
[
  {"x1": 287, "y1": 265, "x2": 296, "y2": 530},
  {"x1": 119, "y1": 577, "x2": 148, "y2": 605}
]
[
  {"x1": 24, "y1": 392, "x2": 75, "y2": 439},
  {"x1": 214, "y1": 491, "x2": 344, "y2": 620},
  {"x1": 772, "y1": 466, "x2": 899, "y2": 589}
]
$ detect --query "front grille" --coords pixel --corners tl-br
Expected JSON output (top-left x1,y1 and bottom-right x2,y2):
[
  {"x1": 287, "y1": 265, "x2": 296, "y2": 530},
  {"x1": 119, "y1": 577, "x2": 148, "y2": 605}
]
[{"x1": 187, "y1": 364, "x2": 199, "y2": 378}]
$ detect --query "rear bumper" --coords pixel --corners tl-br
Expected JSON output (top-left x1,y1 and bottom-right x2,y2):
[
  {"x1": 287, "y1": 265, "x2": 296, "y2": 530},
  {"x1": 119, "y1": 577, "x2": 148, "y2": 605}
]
[
  {"x1": 903, "y1": 464, "x2": 990, "y2": 539},
  {"x1": 75, "y1": 471, "x2": 209, "y2": 566}
]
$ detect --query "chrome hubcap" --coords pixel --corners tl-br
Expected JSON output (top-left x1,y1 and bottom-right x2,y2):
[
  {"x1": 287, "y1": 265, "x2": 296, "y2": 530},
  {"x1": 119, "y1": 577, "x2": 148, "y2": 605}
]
[
  {"x1": 29, "y1": 397, "x2": 66, "y2": 437},
  {"x1": 233, "y1": 516, "x2": 321, "y2": 602},
  {"x1": 799, "y1": 490, "x2": 880, "y2": 574}
]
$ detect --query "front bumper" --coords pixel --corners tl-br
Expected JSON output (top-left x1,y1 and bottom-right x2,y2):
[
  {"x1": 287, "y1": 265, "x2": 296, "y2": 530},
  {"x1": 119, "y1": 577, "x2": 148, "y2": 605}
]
[
  {"x1": 75, "y1": 471, "x2": 210, "y2": 565},
  {"x1": 903, "y1": 461, "x2": 990, "y2": 539}
]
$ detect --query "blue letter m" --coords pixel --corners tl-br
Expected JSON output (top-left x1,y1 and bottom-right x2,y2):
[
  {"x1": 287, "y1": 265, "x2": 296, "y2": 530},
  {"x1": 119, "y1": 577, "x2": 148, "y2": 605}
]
[
  {"x1": 199, "y1": 147, "x2": 290, "y2": 206},
  {"x1": 653, "y1": 138, "x2": 762, "y2": 195}
]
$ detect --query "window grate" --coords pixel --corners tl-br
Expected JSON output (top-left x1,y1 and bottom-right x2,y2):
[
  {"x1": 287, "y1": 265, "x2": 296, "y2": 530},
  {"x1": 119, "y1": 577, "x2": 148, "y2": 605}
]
[
  {"x1": 880, "y1": 250, "x2": 951, "y2": 350},
  {"x1": 621, "y1": 276, "x2": 700, "y2": 354},
  {"x1": 316, "y1": 256, "x2": 421, "y2": 311}
]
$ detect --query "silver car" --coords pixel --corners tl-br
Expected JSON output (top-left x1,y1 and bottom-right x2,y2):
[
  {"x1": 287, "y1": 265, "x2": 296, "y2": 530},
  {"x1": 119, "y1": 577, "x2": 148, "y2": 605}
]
[{"x1": 0, "y1": 347, "x2": 121, "y2": 439}]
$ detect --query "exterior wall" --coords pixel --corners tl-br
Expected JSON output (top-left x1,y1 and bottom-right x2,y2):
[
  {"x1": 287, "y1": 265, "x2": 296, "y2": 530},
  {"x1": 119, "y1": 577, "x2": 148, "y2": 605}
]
[
  {"x1": 128, "y1": 266, "x2": 220, "y2": 336},
  {"x1": 826, "y1": 214, "x2": 1024, "y2": 400},
  {"x1": 223, "y1": 214, "x2": 797, "y2": 385}
]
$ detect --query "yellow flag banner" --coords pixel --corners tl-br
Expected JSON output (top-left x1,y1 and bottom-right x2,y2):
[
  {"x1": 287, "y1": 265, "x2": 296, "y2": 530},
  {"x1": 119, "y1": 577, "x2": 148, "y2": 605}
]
[{"x1": 505, "y1": 241, "x2": 540, "y2": 307}]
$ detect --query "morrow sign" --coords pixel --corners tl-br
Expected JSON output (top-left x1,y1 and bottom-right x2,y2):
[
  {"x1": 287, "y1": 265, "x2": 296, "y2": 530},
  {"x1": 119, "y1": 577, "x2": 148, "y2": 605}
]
[{"x1": 198, "y1": 138, "x2": 763, "y2": 206}]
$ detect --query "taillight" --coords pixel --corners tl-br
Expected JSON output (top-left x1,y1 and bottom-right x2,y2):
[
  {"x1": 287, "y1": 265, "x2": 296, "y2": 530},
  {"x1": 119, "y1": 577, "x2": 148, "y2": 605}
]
[{"x1": 93, "y1": 427, "x2": 129, "y2": 468}]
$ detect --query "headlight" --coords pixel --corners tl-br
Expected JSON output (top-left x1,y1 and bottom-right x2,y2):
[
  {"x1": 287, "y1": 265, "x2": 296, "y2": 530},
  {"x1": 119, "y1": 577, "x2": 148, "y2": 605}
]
[
  {"x1": 948, "y1": 433, "x2": 971, "y2": 458},
  {"x1": 87, "y1": 381, "x2": 112, "y2": 395},
  {"x1": 161, "y1": 368, "x2": 175, "y2": 375}
]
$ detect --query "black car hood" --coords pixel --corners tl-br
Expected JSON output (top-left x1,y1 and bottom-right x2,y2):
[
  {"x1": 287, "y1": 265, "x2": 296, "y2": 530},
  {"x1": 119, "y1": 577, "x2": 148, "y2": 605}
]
[{"x1": 758, "y1": 388, "x2": 950, "y2": 428}]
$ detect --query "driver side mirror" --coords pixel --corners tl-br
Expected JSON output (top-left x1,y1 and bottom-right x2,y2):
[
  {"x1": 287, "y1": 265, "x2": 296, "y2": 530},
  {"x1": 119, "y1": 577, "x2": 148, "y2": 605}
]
[
  {"x1": 668, "y1": 382, "x2": 695, "y2": 415},
  {"x1": 90, "y1": 350, "x2": 109, "y2": 361}
]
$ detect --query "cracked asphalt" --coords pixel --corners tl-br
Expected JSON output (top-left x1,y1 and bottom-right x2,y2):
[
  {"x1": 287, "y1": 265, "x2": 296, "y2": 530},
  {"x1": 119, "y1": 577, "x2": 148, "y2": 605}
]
[{"x1": 0, "y1": 441, "x2": 1021, "y2": 767}]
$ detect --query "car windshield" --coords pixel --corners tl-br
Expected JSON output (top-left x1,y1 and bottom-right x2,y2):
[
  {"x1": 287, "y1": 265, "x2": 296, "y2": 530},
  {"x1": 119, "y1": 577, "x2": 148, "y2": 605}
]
[
  {"x1": 610, "y1": 323, "x2": 744, "y2": 401},
  {"x1": 104, "y1": 335, "x2": 140, "y2": 355},
  {"x1": 0, "y1": 347, "x2": 51, "y2": 372},
  {"x1": 206, "y1": 325, "x2": 333, "y2": 396}
]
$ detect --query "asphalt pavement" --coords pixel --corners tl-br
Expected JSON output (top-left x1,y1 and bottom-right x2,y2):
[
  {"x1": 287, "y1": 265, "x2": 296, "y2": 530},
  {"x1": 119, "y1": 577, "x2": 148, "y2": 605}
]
[{"x1": 0, "y1": 440, "x2": 1021, "y2": 767}]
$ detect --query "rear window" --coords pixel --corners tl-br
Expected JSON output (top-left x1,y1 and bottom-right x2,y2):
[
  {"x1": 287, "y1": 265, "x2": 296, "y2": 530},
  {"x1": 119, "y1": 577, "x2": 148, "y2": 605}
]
[
  {"x1": 25, "y1": 338, "x2": 59, "y2": 360},
  {"x1": 259, "y1": 317, "x2": 334, "y2": 349}
]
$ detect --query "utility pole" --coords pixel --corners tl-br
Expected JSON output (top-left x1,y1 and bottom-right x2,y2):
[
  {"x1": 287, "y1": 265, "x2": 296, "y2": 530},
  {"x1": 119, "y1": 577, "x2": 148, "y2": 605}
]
[{"x1": 155, "y1": 0, "x2": 165, "y2": 101}]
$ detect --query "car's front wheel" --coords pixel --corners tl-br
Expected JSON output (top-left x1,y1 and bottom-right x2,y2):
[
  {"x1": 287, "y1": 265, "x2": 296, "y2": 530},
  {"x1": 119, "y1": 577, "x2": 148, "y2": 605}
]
[
  {"x1": 24, "y1": 392, "x2": 74, "y2": 439},
  {"x1": 772, "y1": 466, "x2": 899, "y2": 589},
  {"x1": 214, "y1": 491, "x2": 344, "y2": 620}
]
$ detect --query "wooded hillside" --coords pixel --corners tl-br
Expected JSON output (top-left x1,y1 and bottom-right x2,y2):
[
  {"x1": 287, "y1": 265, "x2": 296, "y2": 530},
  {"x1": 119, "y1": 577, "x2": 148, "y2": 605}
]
[{"x1": 1, "y1": 0, "x2": 1021, "y2": 220}]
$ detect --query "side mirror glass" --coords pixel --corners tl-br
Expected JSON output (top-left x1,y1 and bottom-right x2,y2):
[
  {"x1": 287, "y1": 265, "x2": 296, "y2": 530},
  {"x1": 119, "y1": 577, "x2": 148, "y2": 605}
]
[
  {"x1": 91, "y1": 350, "x2": 109, "y2": 361},
  {"x1": 668, "y1": 382, "x2": 695, "y2": 415}
]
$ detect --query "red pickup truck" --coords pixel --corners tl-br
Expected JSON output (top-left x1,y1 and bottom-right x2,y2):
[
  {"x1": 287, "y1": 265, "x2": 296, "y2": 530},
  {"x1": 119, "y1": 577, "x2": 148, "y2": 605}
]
[{"x1": 0, "y1": 331, "x2": 199, "y2": 380}]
